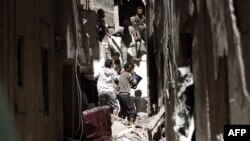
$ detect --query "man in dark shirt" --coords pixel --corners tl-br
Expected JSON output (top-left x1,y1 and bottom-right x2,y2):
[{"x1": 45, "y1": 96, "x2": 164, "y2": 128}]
[
  {"x1": 111, "y1": 20, "x2": 137, "y2": 67},
  {"x1": 96, "y1": 9, "x2": 114, "y2": 42},
  {"x1": 97, "y1": 9, "x2": 107, "y2": 42}
]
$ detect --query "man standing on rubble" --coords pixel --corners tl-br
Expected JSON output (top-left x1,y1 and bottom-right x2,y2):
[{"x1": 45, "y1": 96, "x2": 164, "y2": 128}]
[
  {"x1": 117, "y1": 63, "x2": 137, "y2": 126},
  {"x1": 97, "y1": 59, "x2": 119, "y2": 115},
  {"x1": 130, "y1": 6, "x2": 146, "y2": 58}
]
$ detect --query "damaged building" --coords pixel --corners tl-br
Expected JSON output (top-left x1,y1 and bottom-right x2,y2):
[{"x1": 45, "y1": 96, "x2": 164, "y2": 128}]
[
  {"x1": 147, "y1": 0, "x2": 250, "y2": 140},
  {"x1": 1, "y1": 0, "x2": 250, "y2": 141}
]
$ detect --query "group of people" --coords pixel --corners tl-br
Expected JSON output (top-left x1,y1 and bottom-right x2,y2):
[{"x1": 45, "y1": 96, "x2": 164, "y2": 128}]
[
  {"x1": 95, "y1": 6, "x2": 147, "y2": 126},
  {"x1": 97, "y1": 6, "x2": 146, "y2": 68},
  {"x1": 97, "y1": 59, "x2": 144, "y2": 126}
]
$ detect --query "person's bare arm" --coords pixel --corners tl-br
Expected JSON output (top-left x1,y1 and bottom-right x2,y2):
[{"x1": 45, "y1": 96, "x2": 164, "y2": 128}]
[
  {"x1": 111, "y1": 27, "x2": 122, "y2": 36},
  {"x1": 107, "y1": 24, "x2": 115, "y2": 28},
  {"x1": 130, "y1": 16, "x2": 138, "y2": 28}
]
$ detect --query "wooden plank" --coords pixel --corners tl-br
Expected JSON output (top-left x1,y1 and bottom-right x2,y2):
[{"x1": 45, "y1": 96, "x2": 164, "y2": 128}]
[
  {"x1": 147, "y1": 106, "x2": 165, "y2": 130},
  {"x1": 151, "y1": 117, "x2": 165, "y2": 137}
]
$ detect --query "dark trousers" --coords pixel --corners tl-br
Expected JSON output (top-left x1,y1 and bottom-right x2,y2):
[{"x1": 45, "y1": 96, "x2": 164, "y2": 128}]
[{"x1": 117, "y1": 94, "x2": 137, "y2": 119}]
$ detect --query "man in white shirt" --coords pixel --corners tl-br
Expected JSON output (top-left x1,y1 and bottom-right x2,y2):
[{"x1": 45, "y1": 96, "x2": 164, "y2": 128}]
[{"x1": 97, "y1": 59, "x2": 119, "y2": 115}]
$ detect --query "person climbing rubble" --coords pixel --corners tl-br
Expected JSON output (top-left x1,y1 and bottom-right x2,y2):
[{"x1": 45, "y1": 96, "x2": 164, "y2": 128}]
[
  {"x1": 112, "y1": 52, "x2": 122, "y2": 71},
  {"x1": 109, "y1": 20, "x2": 139, "y2": 67},
  {"x1": 117, "y1": 63, "x2": 137, "y2": 127},
  {"x1": 96, "y1": 59, "x2": 120, "y2": 115},
  {"x1": 133, "y1": 90, "x2": 148, "y2": 120}
]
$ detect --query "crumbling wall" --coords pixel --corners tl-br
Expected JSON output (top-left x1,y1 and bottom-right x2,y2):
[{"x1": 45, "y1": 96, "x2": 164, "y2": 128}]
[
  {"x1": 147, "y1": 0, "x2": 250, "y2": 140},
  {"x1": 193, "y1": 0, "x2": 250, "y2": 140},
  {"x1": 147, "y1": 0, "x2": 177, "y2": 140},
  {"x1": 229, "y1": 0, "x2": 250, "y2": 124}
]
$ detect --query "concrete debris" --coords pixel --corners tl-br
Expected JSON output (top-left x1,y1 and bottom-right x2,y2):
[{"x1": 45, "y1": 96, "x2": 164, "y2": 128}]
[
  {"x1": 177, "y1": 67, "x2": 193, "y2": 98},
  {"x1": 173, "y1": 66, "x2": 194, "y2": 141},
  {"x1": 112, "y1": 121, "x2": 128, "y2": 137},
  {"x1": 111, "y1": 114, "x2": 128, "y2": 125},
  {"x1": 111, "y1": 107, "x2": 165, "y2": 141},
  {"x1": 136, "y1": 112, "x2": 148, "y2": 121},
  {"x1": 178, "y1": 116, "x2": 195, "y2": 141},
  {"x1": 111, "y1": 118, "x2": 149, "y2": 141}
]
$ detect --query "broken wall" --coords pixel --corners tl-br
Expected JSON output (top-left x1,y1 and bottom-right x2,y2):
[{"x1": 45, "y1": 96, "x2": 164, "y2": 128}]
[
  {"x1": 147, "y1": 0, "x2": 250, "y2": 140},
  {"x1": 147, "y1": 0, "x2": 177, "y2": 140},
  {"x1": 193, "y1": 0, "x2": 250, "y2": 140}
]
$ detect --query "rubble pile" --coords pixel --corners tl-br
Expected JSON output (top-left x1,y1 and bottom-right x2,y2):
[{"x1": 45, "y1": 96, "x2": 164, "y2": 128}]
[
  {"x1": 111, "y1": 115, "x2": 149, "y2": 141},
  {"x1": 111, "y1": 107, "x2": 166, "y2": 141},
  {"x1": 173, "y1": 66, "x2": 195, "y2": 141}
]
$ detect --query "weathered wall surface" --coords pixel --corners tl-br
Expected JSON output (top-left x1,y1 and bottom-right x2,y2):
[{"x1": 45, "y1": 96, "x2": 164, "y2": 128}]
[
  {"x1": 0, "y1": 0, "x2": 86, "y2": 141},
  {"x1": 147, "y1": 0, "x2": 250, "y2": 140},
  {"x1": 194, "y1": 0, "x2": 250, "y2": 140},
  {"x1": 147, "y1": 0, "x2": 177, "y2": 140},
  {"x1": 1, "y1": 0, "x2": 63, "y2": 140},
  {"x1": 92, "y1": 0, "x2": 114, "y2": 26}
]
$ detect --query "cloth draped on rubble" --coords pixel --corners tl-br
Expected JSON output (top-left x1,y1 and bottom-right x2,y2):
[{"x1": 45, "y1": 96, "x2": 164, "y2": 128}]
[
  {"x1": 173, "y1": 66, "x2": 195, "y2": 141},
  {"x1": 83, "y1": 106, "x2": 112, "y2": 141},
  {"x1": 81, "y1": 97, "x2": 165, "y2": 141}
]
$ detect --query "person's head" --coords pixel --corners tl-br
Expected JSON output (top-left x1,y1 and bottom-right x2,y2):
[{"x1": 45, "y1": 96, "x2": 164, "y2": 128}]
[
  {"x1": 104, "y1": 59, "x2": 113, "y2": 68},
  {"x1": 130, "y1": 63, "x2": 135, "y2": 71},
  {"x1": 115, "y1": 65, "x2": 122, "y2": 74},
  {"x1": 136, "y1": 7, "x2": 143, "y2": 17},
  {"x1": 97, "y1": 9, "x2": 105, "y2": 18},
  {"x1": 122, "y1": 20, "x2": 130, "y2": 28},
  {"x1": 135, "y1": 90, "x2": 142, "y2": 97},
  {"x1": 113, "y1": 52, "x2": 120, "y2": 61},
  {"x1": 124, "y1": 63, "x2": 134, "y2": 72}
]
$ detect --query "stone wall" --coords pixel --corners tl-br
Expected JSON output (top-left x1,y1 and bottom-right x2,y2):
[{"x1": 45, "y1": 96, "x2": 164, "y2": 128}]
[{"x1": 147, "y1": 0, "x2": 250, "y2": 140}]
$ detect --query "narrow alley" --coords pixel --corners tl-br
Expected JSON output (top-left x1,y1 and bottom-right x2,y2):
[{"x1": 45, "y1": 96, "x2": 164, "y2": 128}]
[{"x1": 1, "y1": 0, "x2": 250, "y2": 141}]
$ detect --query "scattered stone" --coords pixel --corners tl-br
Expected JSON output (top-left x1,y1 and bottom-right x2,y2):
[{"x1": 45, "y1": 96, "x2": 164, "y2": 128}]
[{"x1": 112, "y1": 121, "x2": 128, "y2": 137}]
